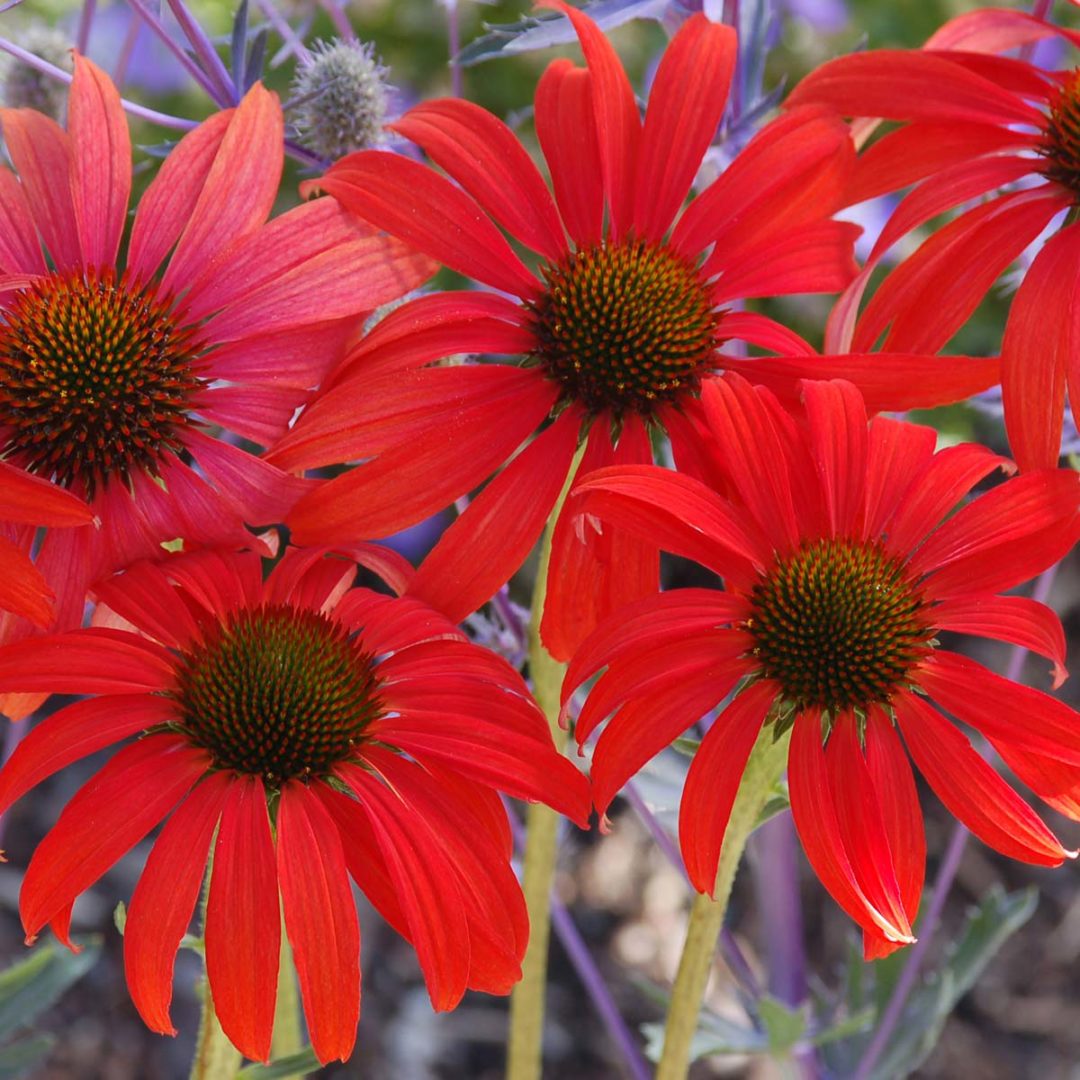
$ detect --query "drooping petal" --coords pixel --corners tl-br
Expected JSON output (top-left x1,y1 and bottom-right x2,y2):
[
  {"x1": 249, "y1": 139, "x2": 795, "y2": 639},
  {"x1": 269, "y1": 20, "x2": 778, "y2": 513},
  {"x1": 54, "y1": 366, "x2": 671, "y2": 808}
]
[
  {"x1": 862, "y1": 708, "x2": 924, "y2": 961},
  {"x1": 0, "y1": 694, "x2": 177, "y2": 819},
  {"x1": 0, "y1": 166, "x2": 46, "y2": 274},
  {"x1": 925, "y1": 8, "x2": 1074, "y2": 53},
  {"x1": 1002, "y1": 224, "x2": 1080, "y2": 471},
  {"x1": 634, "y1": 14, "x2": 735, "y2": 241},
  {"x1": 337, "y1": 763, "x2": 470, "y2": 1011},
  {"x1": 893, "y1": 691, "x2": 1072, "y2": 865},
  {"x1": 68, "y1": 55, "x2": 131, "y2": 267},
  {"x1": 542, "y1": 414, "x2": 657, "y2": 661},
  {"x1": 408, "y1": 408, "x2": 580, "y2": 623},
  {"x1": 932, "y1": 596, "x2": 1067, "y2": 688},
  {"x1": 788, "y1": 709, "x2": 915, "y2": 945},
  {"x1": 204, "y1": 774, "x2": 280, "y2": 1065},
  {"x1": 125, "y1": 772, "x2": 231, "y2": 1035},
  {"x1": 538, "y1": 0, "x2": 641, "y2": 240},
  {"x1": 90, "y1": 560, "x2": 200, "y2": 650},
  {"x1": 0, "y1": 538, "x2": 53, "y2": 628},
  {"x1": 0, "y1": 627, "x2": 176, "y2": 695},
  {"x1": 277, "y1": 783, "x2": 360, "y2": 1065},
  {"x1": 535, "y1": 60, "x2": 603, "y2": 247},
  {"x1": 917, "y1": 651, "x2": 1080, "y2": 766},
  {"x1": 392, "y1": 99, "x2": 566, "y2": 261},
  {"x1": 678, "y1": 681, "x2": 776, "y2": 893},
  {"x1": 20, "y1": 735, "x2": 208, "y2": 941},
  {"x1": 0, "y1": 463, "x2": 92, "y2": 526},
  {"x1": 308, "y1": 150, "x2": 539, "y2": 299}
]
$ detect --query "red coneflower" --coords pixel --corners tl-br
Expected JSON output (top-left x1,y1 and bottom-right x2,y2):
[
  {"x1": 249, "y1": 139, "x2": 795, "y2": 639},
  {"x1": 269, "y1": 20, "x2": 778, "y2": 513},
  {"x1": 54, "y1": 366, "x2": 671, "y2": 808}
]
[
  {"x1": 0, "y1": 55, "x2": 432, "y2": 688},
  {"x1": 786, "y1": 6, "x2": 1080, "y2": 470},
  {"x1": 563, "y1": 374, "x2": 1080, "y2": 957},
  {"x1": 266, "y1": 3, "x2": 996, "y2": 660},
  {"x1": 0, "y1": 543, "x2": 590, "y2": 1063}
]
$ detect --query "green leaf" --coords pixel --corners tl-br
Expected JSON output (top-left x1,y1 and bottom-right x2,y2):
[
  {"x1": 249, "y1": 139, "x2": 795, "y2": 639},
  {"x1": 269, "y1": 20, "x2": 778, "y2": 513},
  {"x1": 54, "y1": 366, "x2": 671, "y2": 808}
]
[
  {"x1": 0, "y1": 939, "x2": 101, "y2": 1043},
  {"x1": 753, "y1": 784, "x2": 790, "y2": 830},
  {"x1": 807, "y1": 1007, "x2": 874, "y2": 1048},
  {"x1": 758, "y1": 995, "x2": 807, "y2": 1055},
  {"x1": 672, "y1": 736, "x2": 701, "y2": 757},
  {"x1": 0, "y1": 1034, "x2": 56, "y2": 1078},
  {"x1": 641, "y1": 1013, "x2": 768, "y2": 1064},
  {"x1": 237, "y1": 1047, "x2": 321, "y2": 1079}
]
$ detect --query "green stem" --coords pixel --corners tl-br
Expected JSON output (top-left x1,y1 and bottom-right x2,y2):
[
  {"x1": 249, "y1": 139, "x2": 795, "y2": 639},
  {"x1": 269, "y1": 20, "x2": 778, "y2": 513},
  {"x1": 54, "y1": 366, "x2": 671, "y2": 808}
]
[
  {"x1": 271, "y1": 909, "x2": 304, "y2": 1072},
  {"x1": 656, "y1": 724, "x2": 791, "y2": 1080},
  {"x1": 506, "y1": 445, "x2": 585, "y2": 1080}
]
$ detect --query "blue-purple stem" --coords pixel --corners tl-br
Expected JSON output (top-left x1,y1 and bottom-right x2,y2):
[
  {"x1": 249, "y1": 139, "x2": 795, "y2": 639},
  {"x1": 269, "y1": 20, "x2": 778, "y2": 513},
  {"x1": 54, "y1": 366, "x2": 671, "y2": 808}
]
[
  {"x1": 112, "y1": 12, "x2": 142, "y2": 87},
  {"x1": 166, "y1": 0, "x2": 239, "y2": 104},
  {"x1": 255, "y1": 0, "x2": 312, "y2": 65},
  {"x1": 77, "y1": 0, "x2": 97, "y2": 55},
  {"x1": 751, "y1": 812, "x2": 805, "y2": 1006},
  {"x1": 854, "y1": 561, "x2": 1060, "y2": 1080},
  {"x1": 317, "y1": 0, "x2": 356, "y2": 42},
  {"x1": 447, "y1": 1, "x2": 462, "y2": 99},
  {"x1": 506, "y1": 804, "x2": 651, "y2": 1080}
]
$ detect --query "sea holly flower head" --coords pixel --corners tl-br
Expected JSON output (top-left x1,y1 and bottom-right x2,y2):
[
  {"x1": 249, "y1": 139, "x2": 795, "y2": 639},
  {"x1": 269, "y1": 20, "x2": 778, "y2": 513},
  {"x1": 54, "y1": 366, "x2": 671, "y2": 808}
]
[
  {"x1": 786, "y1": 6, "x2": 1080, "y2": 470},
  {"x1": 270, "y1": 1, "x2": 987, "y2": 661},
  {"x1": 563, "y1": 373, "x2": 1080, "y2": 958},
  {"x1": 0, "y1": 543, "x2": 590, "y2": 1064},
  {"x1": 0, "y1": 54, "x2": 433, "y2": 682}
]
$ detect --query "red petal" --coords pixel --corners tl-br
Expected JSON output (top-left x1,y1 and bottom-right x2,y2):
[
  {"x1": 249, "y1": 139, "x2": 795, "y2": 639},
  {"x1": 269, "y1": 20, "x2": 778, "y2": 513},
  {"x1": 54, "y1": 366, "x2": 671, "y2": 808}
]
[
  {"x1": 203, "y1": 318, "x2": 354, "y2": 388},
  {"x1": 127, "y1": 110, "x2": 232, "y2": 281},
  {"x1": 634, "y1": 15, "x2": 735, "y2": 241},
  {"x1": 855, "y1": 190, "x2": 1067, "y2": 354},
  {"x1": 926, "y1": 8, "x2": 1074, "y2": 52},
  {"x1": 862, "y1": 417, "x2": 938, "y2": 541},
  {"x1": 932, "y1": 596, "x2": 1067, "y2": 688},
  {"x1": 992, "y1": 743, "x2": 1080, "y2": 823},
  {"x1": 1003, "y1": 225, "x2": 1080, "y2": 471},
  {"x1": 0, "y1": 165, "x2": 46, "y2": 274},
  {"x1": 535, "y1": 60, "x2": 603, "y2": 247},
  {"x1": 0, "y1": 462, "x2": 89, "y2": 525},
  {"x1": 826, "y1": 717, "x2": 914, "y2": 946},
  {"x1": 893, "y1": 691, "x2": 1071, "y2": 865},
  {"x1": 699, "y1": 376, "x2": 799, "y2": 554},
  {"x1": 883, "y1": 442, "x2": 1006, "y2": 560},
  {"x1": 541, "y1": 415, "x2": 657, "y2": 661},
  {"x1": 789, "y1": 709, "x2": 915, "y2": 944},
  {"x1": 862, "y1": 709, "x2": 924, "y2": 961},
  {"x1": 311, "y1": 150, "x2": 539, "y2": 299},
  {"x1": 332, "y1": 592, "x2": 462, "y2": 656},
  {"x1": 392, "y1": 99, "x2": 566, "y2": 261},
  {"x1": 338, "y1": 763, "x2": 470, "y2": 1010},
  {"x1": 20, "y1": 735, "x2": 208, "y2": 940},
  {"x1": 161, "y1": 84, "x2": 283, "y2": 295},
  {"x1": 68, "y1": 56, "x2": 130, "y2": 267},
  {"x1": 801, "y1": 379, "x2": 868, "y2": 537},
  {"x1": 125, "y1": 772, "x2": 231, "y2": 1035},
  {"x1": 0, "y1": 693, "x2": 176, "y2": 819},
  {"x1": 786, "y1": 50, "x2": 1043, "y2": 127},
  {"x1": 0, "y1": 108, "x2": 80, "y2": 270},
  {"x1": 717, "y1": 312, "x2": 815, "y2": 356},
  {"x1": 678, "y1": 681, "x2": 775, "y2": 893},
  {"x1": 408, "y1": 408, "x2": 580, "y2": 623},
  {"x1": 277, "y1": 783, "x2": 360, "y2": 1064},
  {"x1": 563, "y1": 589, "x2": 749, "y2": 708},
  {"x1": 911, "y1": 469, "x2": 1080, "y2": 579},
  {"x1": 204, "y1": 775, "x2": 280, "y2": 1064},
  {"x1": 0, "y1": 627, "x2": 176, "y2": 695},
  {"x1": 539, "y1": 0, "x2": 641, "y2": 240},
  {"x1": 0, "y1": 538, "x2": 53, "y2": 627},
  {"x1": 570, "y1": 464, "x2": 765, "y2": 578},
  {"x1": 91, "y1": 560, "x2": 200, "y2": 650},
  {"x1": 917, "y1": 651, "x2": 1080, "y2": 766}
]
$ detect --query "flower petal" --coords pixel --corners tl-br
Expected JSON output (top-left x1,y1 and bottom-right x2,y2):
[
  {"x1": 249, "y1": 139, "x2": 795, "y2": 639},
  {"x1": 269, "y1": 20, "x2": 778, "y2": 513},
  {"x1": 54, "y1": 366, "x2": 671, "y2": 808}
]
[
  {"x1": 0, "y1": 166, "x2": 46, "y2": 274},
  {"x1": 69, "y1": 56, "x2": 131, "y2": 267},
  {"x1": 894, "y1": 691, "x2": 1071, "y2": 865},
  {"x1": 0, "y1": 538, "x2": 53, "y2": 627},
  {"x1": 125, "y1": 772, "x2": 231, "y2": 1035},
  {"x1": 205, "y1": 774, "x2": 280, "y2": 1064},
  {"x1": 20, "y1": 735, "x2": 208, "y2": 941},
  {"x1": 679, "y1": 681, "x2": 775, "y2": 893},
  {"x1": 277, "y1": 782, "x2": 360, "y2": 1065}
]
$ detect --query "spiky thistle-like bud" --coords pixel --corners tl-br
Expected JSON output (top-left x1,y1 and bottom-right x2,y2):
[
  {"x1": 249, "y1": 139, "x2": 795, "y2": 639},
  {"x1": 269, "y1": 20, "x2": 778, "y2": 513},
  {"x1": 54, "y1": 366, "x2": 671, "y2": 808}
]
[
  {"x1": 1, "y1": 25, "x2": 72, "y2": 120},
  {"x1": 289, "y1": 38, "x2": 389, "y2": 162}
]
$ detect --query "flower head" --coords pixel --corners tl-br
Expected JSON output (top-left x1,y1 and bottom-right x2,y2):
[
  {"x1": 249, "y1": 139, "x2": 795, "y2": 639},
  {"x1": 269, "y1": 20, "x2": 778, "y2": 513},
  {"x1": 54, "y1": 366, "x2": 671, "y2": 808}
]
[
  {"x1": 290, "y1": 38, "x2": 390, "y2": 162},
  {"x1": 269, "y1": 2, "x2": 915, "y2": 659},
  {"x1": 786, "y1": 9, "x2": 1080, "y2": 469},
  {"x1": 1, "y1": 25, "x2": 71, "y2": 118},
  {"x1": 0, "y1": 55, "x2": 432, "y2": 696},
  {"x1": 0, "y1": 543, "x2": 590, "y2": 1063},
  {"x1": 563, "y1": 374, "x2": 1080, "y2": 957}
]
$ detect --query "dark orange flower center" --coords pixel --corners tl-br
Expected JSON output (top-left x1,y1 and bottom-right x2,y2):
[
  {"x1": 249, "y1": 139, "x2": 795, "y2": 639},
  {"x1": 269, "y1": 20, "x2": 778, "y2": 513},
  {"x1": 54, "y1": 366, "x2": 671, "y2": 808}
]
[
  {"x1": 746, "y1": 538, "x2": 932, "y2": 714},
  {"x1": 0, "y1": 268, "x2": 201, "y2": 498},
  {"x1": 173, "y1": 604, "x2": 383, "y2": 785},
  {"x1": 528, "y1": 240, "x2": 719, "y2": 418},
  {"x1": 1040, "y1": 68, "x2": 1080, "y2": 200}
]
